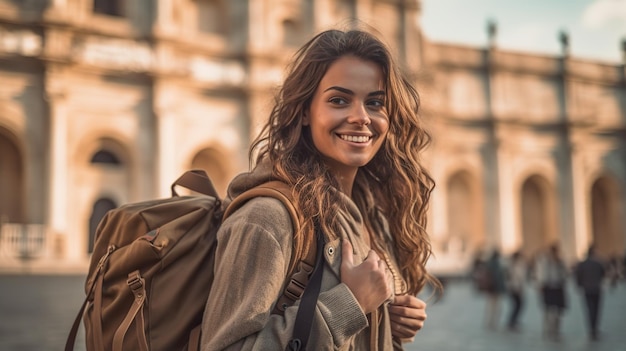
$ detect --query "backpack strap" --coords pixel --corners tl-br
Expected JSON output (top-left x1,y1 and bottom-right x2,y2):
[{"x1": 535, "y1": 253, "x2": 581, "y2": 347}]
[
  {"x1": 225, "y1": 182, "x2": 324, "y2": 351},
  {"x1": 65, "y1": 245, "x2": 116, "y2": 351},
  {"x1": 223, "y1": 181, "x2": 318, "y2": 315},
  {"x1": 171, "y1": 169, "x2": 219, "y2": 198},
  {"x1": 224, "y1": 181, "x2": 301, "y2": 234}
]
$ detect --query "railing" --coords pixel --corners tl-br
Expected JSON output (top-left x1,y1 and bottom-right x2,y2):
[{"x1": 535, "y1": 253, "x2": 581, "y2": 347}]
[{"x1": 0, "y1": 223, "x2": 49, "y2": 262}]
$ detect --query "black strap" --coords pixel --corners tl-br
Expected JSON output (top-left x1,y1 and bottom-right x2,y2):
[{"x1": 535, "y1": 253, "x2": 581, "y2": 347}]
[{"x1": 286, "y1": 228, "x2": 325, "y2": 351}]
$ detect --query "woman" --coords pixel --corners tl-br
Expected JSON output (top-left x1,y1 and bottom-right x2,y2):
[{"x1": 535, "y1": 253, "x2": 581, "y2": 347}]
[
  {"x1": 201, "y1": 27, "x2": 441, "y2": 350},
  {"x1": 506, "y1": 250, "x2": 527, "y2": 331},
  {"x1": 536, "y1": 244, "x2": 568, "y2": 341},
  {"x1": 484, "y1": 249, "x2": 507, "y2": 330}
]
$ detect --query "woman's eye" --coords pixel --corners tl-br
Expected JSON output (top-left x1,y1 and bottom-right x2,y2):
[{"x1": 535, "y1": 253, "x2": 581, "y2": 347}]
[
  {"x1": 329, "y1": 97, "x2": 348, "y2": 105},
  {"x1": 368, "y1": 99, "x2": 385, "y2": 108}
]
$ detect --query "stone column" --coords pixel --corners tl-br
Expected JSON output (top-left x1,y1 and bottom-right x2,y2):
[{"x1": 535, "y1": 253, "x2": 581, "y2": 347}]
[
  {"x1": 154, "y1": 82, "x2": 180, "y2": 198},
  {"x1": 153, "y1": 0, "x2": 175, "y2": 37},
  {"x1": 495, "y1": 139, "x2": 513, "y2": 251},
  {"x1": 45, "y1": 67, "x2": 72, "y2": 261},
  {"x1": 313, "y1": 0, "x2": 334, "y2": 32},
  {"x1": 570, "y1": 143, "x2": 589, "y2": 260},
  {"x1": 355, "y1": 0, "x2": 372, "y2": 21},
  {"x1": 401, "y1": 0, "x2": 422, "y2": 73}
]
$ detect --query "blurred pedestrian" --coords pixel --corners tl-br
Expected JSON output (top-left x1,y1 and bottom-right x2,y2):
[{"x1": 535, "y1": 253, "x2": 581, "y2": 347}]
[
  {"x1": 621, "y1": 252, "x2": 626, "y2": 278},
  {"x1": 484, "y1": 249, "x2": 506, "y2": 330},
  {"x1": 470, "y1": 250, "x2": 489, "y2": 294},
  {"x1": 574, "y1": 245, "x2": 606, "y2": 341},
  {"x1": 505, "y1": 250, "x2": 527, "y2": 331},
  {"x1": 535, "y1": 243, "x2": 568, "y2": 341},
  {"x1": 606, "y1": 254, "x2": 623, "y2": 288}
]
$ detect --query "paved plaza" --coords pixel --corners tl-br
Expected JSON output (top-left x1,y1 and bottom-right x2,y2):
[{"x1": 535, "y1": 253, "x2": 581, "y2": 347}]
[
  {"x1": 0, "y1": 274, "x2": 624, "y2": 351},
  {"x1": 408, "y1": 279, "x2": 626, "y2": 351}
]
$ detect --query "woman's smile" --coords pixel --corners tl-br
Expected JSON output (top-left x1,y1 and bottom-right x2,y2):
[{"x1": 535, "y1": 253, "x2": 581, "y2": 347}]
[{"x1": 337, "y1": 133, "x2": 373, "y2": 144}]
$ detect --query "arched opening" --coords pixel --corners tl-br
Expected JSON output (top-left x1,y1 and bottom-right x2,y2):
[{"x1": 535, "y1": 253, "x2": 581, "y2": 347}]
[
  {"x1": 88, "y1": 198, "x2": 117, "y2": 253},
  {"x1": 90, "y1": 149, "x2": 121, "y2": 165},
  {"x1": 521, "y1": 175, "x2": 553, "y2": 257},
  {"x1": 0, "y1": 129, "x2": 24, "y2": 223},
  {"x1": 446, "y1": 170, "x2": 482, "y2": 255},
  {"x1": 81, "y1": 137, "x2": 131, "y2": 254},
  {"x1": 93, "y1": 0, "x2": 124, "y2": 17},
  {"x1": 88, "y1": 138, "x2": 128, "y2": 167},
  {"x1": 591, "y1": 176, "x2": 624, "y2": 258},
  {"x1": 190, "y1": 148, "x2": 229, "y2": 197}
]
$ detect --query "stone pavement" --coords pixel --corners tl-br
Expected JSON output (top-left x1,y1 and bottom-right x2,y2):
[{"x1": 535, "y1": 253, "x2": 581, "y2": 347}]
[
  {"x1": 407, "y1": 279, "x2": 626, "y2": 351},
  {"x1": 0, "y1": 274, "x2": 624, "y2": 351}
]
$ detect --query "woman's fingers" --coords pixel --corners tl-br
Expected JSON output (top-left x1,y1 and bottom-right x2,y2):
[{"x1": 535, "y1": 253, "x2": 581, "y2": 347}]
[
  {"x1": 388, "y1": 295, "x2": 427, "y2": 338},
  {"x1": 341, "y1": 242, "x2": 393, "y2": 313}
]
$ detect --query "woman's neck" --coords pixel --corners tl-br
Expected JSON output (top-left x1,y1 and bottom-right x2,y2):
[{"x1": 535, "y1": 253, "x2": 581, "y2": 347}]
[{"x1": 329, "y1": 168, "x2": 358, "y2": 196}]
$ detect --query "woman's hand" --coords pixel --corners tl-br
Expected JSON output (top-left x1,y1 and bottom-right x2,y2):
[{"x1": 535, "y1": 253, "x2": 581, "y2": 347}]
[
  {"x1": 340, "y1": 240, "x2": 393, "y2": 314},
  {"x1": 388, "y1": 294, "x2": 427, "y2": 339}
]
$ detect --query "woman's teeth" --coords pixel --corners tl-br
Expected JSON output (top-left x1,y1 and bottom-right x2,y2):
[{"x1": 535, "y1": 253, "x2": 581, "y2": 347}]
[{"x1": 339, "y1": 135, "x2": 371, "y2": 143}]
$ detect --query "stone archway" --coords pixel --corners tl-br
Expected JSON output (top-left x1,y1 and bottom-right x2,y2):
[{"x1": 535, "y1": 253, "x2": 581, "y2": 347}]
[
  {"x1": 81, "y1": 137, "x2": 131, "y2": 255},
  {"x1": 520, "y1": 175, "x2": 555, "y2": 257},
  {"x1": 446, "y1": 170, "x2": 483, "y2": 256},
  {"x1": 591, "y1": 176, "x2": 624, "y2": 258},
  {"x1": 0, "y1": 128, "x2": 24, "y2": 223}
]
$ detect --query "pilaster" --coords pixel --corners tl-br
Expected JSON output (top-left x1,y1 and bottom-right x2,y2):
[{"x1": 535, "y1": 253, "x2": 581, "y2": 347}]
[
  {"x1": 153, "y1": 82, "x2": 181, "y2": 199},
  {"x1": 44, "y1": 65, "x2": 72, "y2": 260}
]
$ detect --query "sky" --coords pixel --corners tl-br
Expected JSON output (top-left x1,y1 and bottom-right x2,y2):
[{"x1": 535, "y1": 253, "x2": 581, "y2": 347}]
[{"x1": 420, "y1": 0, "x2": 626, "y2": 63}]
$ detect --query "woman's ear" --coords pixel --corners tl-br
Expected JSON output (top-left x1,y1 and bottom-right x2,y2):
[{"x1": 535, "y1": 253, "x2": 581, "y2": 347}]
[{"x1": 302, "y1": 113, "x2": 310, "y2": 126}]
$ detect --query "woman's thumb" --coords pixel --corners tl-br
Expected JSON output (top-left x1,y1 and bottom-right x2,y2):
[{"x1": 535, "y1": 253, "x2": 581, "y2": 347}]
[{"x1": 342, "y1": 240, "x2": 354, "y2": 268}]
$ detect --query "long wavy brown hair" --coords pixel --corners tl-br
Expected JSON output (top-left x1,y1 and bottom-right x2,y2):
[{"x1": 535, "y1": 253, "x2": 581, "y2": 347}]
[{"x1": 250, "y1": 28, "x2": 440, "y2": 295}]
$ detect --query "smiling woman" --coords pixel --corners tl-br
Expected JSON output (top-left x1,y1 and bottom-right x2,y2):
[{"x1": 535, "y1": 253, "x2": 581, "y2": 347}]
[{"x1": 200, "y1": 27, "x2": 441, "y2": 350}]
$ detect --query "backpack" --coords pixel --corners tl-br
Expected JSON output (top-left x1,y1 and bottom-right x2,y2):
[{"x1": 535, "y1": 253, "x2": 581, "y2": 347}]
[{"x1": 65, "y1": 170, "x2": 318, "y2": 351}]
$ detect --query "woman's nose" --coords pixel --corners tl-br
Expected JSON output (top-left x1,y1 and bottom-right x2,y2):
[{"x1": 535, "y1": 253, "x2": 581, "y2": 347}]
[{"x1": 348, "y1": 104, "x2": 371, "y2": 126}]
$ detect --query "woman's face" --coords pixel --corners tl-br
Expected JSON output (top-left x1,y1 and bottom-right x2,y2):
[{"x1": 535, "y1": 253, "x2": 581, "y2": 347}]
[{"x1": 304, "y1": 55, "x2": 389, "y2": 178}]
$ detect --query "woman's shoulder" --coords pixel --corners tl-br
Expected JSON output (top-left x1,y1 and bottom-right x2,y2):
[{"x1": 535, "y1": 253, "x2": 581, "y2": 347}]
[{"x1": 222, "y1": 196, "x2": 294, "y2": 236}]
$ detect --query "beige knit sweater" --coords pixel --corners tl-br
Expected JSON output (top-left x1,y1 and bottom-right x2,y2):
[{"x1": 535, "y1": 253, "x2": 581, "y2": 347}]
[{"x1": 200, "y1": 163, "x2": 405, "y2": 350}]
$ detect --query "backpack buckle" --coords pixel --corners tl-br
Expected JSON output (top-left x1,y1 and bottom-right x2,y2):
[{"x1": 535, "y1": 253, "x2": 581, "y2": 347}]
[{"x1": 127, "y1": 271, "x2": 144, "y2": 293}]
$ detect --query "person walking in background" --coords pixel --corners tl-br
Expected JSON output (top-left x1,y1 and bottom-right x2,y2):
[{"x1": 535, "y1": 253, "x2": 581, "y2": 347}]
[
  {"x1": 470, "y1": 250, "x2": 489, "y2": 294},
  {"x1": 484, "y1": 249, "x2": 507, "y2": 330},
  {"x1": 575, "y1": 245, "x2": 606, "y2": 341},
  {"x1": 621, "y1": 252, "x2": 626, "y2": 284},
  {"x1": 535, "y1": 243, "x2": 568, "y2": 341},
  {"x1": 606, "y1": 254, "x2": 623, "y2": 289},
  {"x1": 505, "y1": 250, "x2": 527, "y2": 332}
]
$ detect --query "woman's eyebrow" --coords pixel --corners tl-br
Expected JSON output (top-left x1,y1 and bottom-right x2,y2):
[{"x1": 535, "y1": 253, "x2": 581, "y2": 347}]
[
  {"x1": 368, "y1": 90, "x2": 385, "y2": 97},
  {"x1": 323, "y1": 86, "x2": 385, "y2": 97},
  {"x1": 324, "y1": 86, "x2": 352, "y2": 94}
]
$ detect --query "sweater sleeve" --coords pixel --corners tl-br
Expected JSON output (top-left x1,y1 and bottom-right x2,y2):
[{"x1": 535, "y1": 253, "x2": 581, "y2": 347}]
[{"x1": 200, "y1": 197, "x2": 367, "y2": 351}]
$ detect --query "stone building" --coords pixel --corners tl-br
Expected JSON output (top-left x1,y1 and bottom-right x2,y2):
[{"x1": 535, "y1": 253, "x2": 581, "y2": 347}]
[{"x1": 0, "y1": 0, "x2": 624, "y2": 274}]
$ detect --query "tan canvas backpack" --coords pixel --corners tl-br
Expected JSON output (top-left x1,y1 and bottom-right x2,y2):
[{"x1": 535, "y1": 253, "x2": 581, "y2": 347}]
[{"x1": 65, "y1": 170, "x2": 317, "y2": 351}]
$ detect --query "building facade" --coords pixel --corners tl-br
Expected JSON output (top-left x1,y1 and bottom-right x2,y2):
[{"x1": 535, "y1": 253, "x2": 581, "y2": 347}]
[{"x1": 0, "y1": 0, "x2": 624, "y2": 274}]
